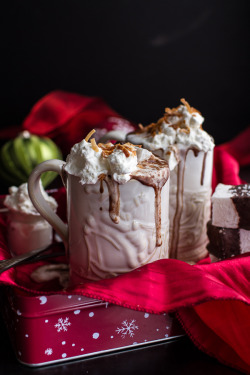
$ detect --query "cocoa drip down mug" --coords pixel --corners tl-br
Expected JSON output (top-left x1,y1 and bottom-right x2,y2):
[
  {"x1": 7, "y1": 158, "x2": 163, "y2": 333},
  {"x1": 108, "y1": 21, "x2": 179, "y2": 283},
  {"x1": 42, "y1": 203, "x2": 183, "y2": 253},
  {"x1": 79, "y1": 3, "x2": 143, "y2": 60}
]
[
  {"x1": 100, "y1": 99, "x2": 215, "y2": 263},
  {"x1": 28, "y1": 132, "x2": 170, "y2": 282}
]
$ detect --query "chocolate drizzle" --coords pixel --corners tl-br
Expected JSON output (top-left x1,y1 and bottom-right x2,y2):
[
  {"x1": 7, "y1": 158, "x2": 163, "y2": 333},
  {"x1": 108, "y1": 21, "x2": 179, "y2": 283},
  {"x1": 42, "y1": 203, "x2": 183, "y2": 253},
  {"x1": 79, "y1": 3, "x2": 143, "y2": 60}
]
[
  {"x1": 229, "y1": 184, "x2": 250, "y2": 230},
  {"x1": 99, "y1": 156, "x2": 170, "y2": 247},
  {"x1": 170, "y1": 149, "x2": 187, "y2": 258},
  {"x1": 132, "y1": 157, "x2": 169, "y2": 247},
  {"x1": 170, "y1": 148, "x2": 208, "y2": 259},
  {"x1": 188, "y1": 148, "x2": 208, "y2": 185},
  {"x1": 99, "y1": 178, "x2": 104, "y2": 194},
  {"x1": 200, "y1": 151, "x2": 208, "y2": 186},
  {"x1": 103, "y1": 176, "x2": 120, "y2": 224}
]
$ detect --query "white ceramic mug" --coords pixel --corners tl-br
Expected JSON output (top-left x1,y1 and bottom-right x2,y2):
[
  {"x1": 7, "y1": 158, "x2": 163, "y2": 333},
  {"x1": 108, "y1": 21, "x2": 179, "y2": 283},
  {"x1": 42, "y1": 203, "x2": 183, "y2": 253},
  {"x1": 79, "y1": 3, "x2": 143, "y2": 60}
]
[
  {"x1": 99, "y1": 130, "x2": 214, "y2": 263},
  {"x1": 6, "y1": 210, "x2": 53, "y2": 256},
  {"x1": 28, "y1": 159, "x2": 170, "y2": 282},
  {"x1": 167, "y1": 147, "x2": 213, "y2": 262}
]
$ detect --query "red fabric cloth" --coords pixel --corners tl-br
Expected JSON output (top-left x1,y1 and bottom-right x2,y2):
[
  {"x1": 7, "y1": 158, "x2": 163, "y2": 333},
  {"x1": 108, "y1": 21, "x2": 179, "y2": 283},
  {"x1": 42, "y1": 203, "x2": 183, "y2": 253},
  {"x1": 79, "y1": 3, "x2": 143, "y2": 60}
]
[
  {"x1": 219, "y1": 127, "x2": 250, "y2": 167},
  {"x1": 211, "y1": 126, "x2": 250, "y2": 191},
  {"x1": 0, "y1": 91, "x2": 250, "y2": 373},
  {"x1": 212, "y1": 147, "x2": 243, "y2": 191},
  {"x1": 22, "y1": 90, "x2": 135, "y2": 155}
]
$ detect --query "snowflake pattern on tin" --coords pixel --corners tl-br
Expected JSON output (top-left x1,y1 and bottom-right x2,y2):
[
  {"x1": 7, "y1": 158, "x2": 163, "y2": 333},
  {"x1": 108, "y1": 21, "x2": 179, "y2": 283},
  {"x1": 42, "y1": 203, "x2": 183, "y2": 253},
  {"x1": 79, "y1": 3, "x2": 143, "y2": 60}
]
[
  {"x1": 54, "y1": 317, "x2": 71, "y2": 332},
  {"x1": 116, "y1": 319, "x2": 139, "y2": 339},
  {"x1": 45, "y1": 348, "x2": 53, "y2": 356}
]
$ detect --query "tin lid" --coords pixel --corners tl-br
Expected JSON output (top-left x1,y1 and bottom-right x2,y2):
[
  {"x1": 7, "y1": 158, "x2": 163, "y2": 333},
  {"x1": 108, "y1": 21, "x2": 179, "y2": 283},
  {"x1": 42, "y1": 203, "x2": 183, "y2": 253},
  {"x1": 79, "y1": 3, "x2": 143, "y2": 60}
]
[{"x1": 7, "y1": 288, "x2": 107, "y2": 318}]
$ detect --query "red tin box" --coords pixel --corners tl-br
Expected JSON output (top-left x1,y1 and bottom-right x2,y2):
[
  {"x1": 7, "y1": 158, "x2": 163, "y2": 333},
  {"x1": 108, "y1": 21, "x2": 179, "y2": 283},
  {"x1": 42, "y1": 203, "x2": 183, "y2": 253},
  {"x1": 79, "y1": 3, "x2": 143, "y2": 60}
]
[{"x1": 1, "y1": 287, "x2": 184, "y2": 367}]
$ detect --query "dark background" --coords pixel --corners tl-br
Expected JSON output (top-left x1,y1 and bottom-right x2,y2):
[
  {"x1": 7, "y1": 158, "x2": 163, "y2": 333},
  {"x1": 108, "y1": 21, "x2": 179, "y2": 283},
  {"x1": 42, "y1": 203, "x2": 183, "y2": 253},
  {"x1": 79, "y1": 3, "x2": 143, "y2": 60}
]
[{"x1": 0, "y1": 0, "x2": 249, "y2": 145}]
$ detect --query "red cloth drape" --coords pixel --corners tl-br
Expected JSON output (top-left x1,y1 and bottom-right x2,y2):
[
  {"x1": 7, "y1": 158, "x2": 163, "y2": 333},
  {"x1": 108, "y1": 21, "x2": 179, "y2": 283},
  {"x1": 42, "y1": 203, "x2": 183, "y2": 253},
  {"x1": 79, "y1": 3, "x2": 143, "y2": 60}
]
[
  {"x1": 0, "y1": 91, "x2": 250, "y2": 374},
  {"x1": 211, "y1": 127, "x2": 250, "y2": 191},
  {"x1": 22, "y1": 90, "x2": 135, "y2": 155}
]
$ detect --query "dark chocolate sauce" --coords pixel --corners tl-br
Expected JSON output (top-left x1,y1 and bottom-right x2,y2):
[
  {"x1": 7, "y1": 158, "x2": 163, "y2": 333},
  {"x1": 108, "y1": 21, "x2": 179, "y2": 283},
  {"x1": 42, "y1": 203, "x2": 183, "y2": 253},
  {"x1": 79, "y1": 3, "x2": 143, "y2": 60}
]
[
  {"x1": 99, "y1": 156, "x2": 170, "y2": 247},
  {"x1": 190, "y1": 148, "x2": 199, "y2": 158},
  {"x1": 170, "y1": 148, "x2": 207, "y2": 259},
  {"x1": 99, "y1": 178, "x2": 104, "y2": 194},
  {"x1": 200, "y1": 152, "x2": 208, "y2": 186},
  {"x1": 103, "y1": 176, "x2": 120, "y2": 224},
  {"x1": 170, "y1": 148, "x2": 188, "y2": 258},
  {"x1": 132, "y1": 157, "x2": 169, "y2": 247}
]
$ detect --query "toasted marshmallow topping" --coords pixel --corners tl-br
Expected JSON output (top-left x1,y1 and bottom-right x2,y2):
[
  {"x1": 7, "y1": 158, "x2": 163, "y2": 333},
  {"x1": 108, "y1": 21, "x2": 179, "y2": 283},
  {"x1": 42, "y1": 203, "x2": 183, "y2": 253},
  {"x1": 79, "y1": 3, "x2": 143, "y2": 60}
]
[
  {"x1": 127, "y1": 99, "x2": 214, "y2": 163},
  {"x1": 64, "y1": 131, "x2": 152, "y2": 185},
  {"x1": 4, "y1": 182, "x2": 58, "y2": 215}
]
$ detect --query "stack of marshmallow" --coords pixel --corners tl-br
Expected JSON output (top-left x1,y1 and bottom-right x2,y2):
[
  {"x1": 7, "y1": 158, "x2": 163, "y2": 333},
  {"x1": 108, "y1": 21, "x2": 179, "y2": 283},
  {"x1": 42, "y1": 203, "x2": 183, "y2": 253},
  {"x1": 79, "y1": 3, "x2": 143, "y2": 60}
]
[{"x1": 207, "y1": 183, "x2": 250, "y2": 260}]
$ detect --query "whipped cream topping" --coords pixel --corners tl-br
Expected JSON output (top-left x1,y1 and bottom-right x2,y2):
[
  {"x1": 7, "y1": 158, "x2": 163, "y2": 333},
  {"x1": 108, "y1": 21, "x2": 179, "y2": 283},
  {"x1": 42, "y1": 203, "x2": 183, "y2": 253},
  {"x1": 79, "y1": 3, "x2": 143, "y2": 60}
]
[
  {"x1": 4, "y1": 182, "x2": 58, "y2": 215},
  {"x1": 127, "y1": 99, "x2": 214, "y2": 168},
  {"x1": 64, "y1": 137, "x2": 152, "y2": 185}
]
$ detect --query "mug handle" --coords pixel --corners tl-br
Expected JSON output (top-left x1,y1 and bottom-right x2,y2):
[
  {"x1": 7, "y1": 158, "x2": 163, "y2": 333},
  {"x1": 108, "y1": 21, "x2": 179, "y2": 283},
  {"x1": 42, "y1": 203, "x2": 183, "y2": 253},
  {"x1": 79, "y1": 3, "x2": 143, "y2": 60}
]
[{"x1": 28, "y1": 159, "x2": 68, "y2": 248}]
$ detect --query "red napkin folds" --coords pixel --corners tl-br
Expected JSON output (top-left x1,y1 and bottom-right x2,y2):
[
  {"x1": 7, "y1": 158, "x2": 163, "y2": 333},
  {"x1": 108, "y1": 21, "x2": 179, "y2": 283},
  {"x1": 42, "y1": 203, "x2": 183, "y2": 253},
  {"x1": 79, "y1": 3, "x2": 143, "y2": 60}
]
[
  {"x1": 22, "y1": 90, "x2": 135, "y2": 155},
  {"x1": 0, "y1": 91, "x2": 249, "y2": 374}
]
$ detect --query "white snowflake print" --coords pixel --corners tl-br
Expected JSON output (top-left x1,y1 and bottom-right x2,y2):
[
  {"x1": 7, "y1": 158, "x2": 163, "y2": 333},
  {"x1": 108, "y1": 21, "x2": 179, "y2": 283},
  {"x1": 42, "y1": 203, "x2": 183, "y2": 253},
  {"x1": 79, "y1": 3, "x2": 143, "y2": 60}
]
[
  {"x1": 54, "y1": 317, "x2": 71, "y2": 332},
  {"x1": 116, "y1": 320, "x2": 139, "y2": 339},
  {"x1": 45, "y1": 348, "x2": 53, "y2": 356}
]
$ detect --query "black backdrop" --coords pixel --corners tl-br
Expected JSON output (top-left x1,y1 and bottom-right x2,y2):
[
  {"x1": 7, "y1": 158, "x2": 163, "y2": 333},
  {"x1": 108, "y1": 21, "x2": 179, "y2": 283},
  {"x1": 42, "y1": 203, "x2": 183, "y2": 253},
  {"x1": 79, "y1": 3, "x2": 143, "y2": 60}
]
[{"x1": 1, "y1": 0, "x2": 249, "y2": 144}]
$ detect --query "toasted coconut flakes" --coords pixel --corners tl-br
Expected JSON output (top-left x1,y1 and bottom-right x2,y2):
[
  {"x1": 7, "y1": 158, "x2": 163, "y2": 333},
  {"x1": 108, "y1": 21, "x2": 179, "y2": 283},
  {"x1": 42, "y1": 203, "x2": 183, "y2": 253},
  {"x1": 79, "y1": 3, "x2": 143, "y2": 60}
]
[
  {"x1": 179, "y1": 127, "x2": 190, "y2": 134},
  {"x1": 91, "y1": 138, "x2": 99, "y2": 152},
  {"x1": 180, "y1": 98, "x2": 201, "y2": 114},
  {"x1": 98, "y1": 143, "x2": 115, "y2": 157},
  {"x1": 165, "y1": 107, "x2": 180, "y2": 116},
  {"x1": 135, "y1": 99, "x2": 201, "y2": 137},
  {"x1": 140, "y1": 117, "x2": 165, "y2": 137},
  {"x1": 98, "y1": 142, "x2": 138, "y2": 158},
  {"x1": 85, "y1": 129, "x2": 96, "y2": 142},
  {"x1": 180, "y1": 98, "x2": 191, "y2": 112},
  {"x1": 116, "y1": 143, "x2": 137, "y2": 157}
]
